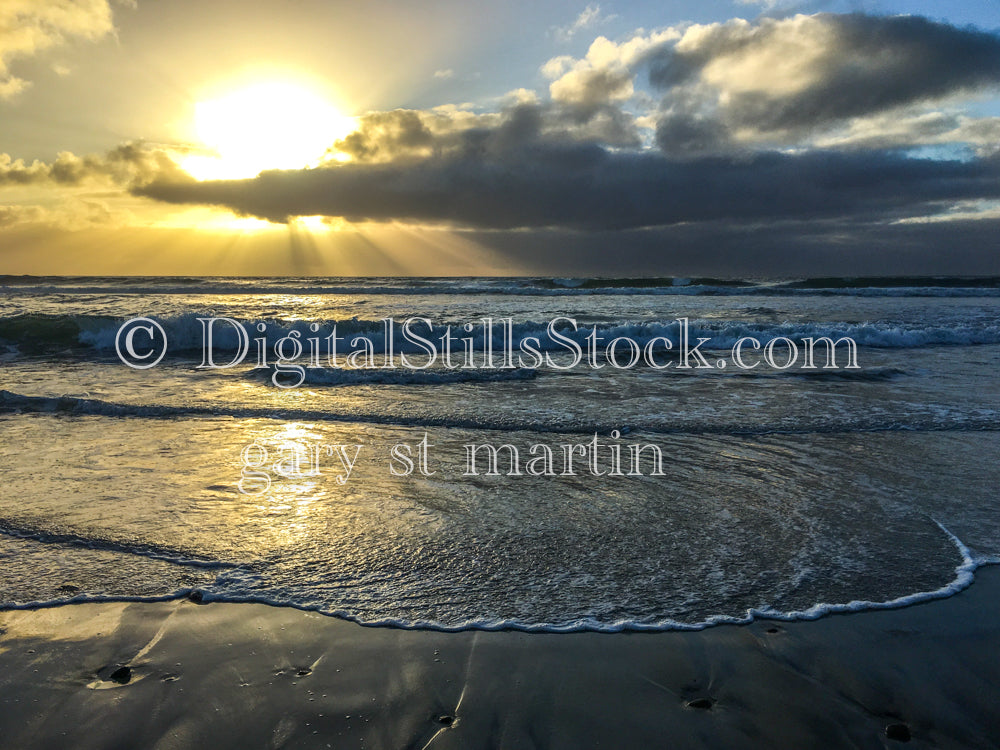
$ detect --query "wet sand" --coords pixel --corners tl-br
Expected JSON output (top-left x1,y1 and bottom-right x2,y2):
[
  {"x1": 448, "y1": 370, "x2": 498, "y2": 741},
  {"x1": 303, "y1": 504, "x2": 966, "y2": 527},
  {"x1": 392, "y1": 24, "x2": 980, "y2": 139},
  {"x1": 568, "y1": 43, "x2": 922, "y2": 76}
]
[{"x1": 2, "y1": 567, "x2": 999, "y2": 749}]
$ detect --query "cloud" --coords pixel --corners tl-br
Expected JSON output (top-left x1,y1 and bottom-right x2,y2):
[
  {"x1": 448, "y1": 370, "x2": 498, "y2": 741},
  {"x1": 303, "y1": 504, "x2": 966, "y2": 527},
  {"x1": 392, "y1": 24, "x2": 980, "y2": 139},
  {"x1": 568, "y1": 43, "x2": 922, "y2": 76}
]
[
  {"x1": 134, "y1": 143, "x2": 1000, "y2": 231},
  {"x1": 459, "y1": 215, "x2": 1000, "y2": 276},
  {"x1": 543, "y1": 30, "x2": 678, "y2": 106},
  {"x1": 550, "y1": 64, "x2": 634, "y2": 107},
  {"x1": 653, "y1": 112, "x2": 731, "y2": 157},
  {"x1": 892, "y1": 199, "x2": 1000, "y2": 225},
  {"x1": 0, "y1": 141, "x2": 189, "y2": 188},
  {"x1": 554, "y1": 4, "x2": 617, "y2": 43},
  {"x1": 0, "y1": 141, "x2": 182, "y2": 230},
  {"x1": 0, "y1": 204, "x2": 46, "y2": 227},
  {"x1": 734, "y1": 0, "x2": 799, "y2": 11},
  {"x1": 0, "y1": 0, "x2": 124, "y2": 100},
  {"x1": 647, "y1": 13, "x2": 1000, "y2": 141},
  {"x1": 329, "y1": 101, "x2": 639, "y2": 165},
  {"x1": 330, "y1": 108, "x2": 492, "y2": 163},
  {"x1": 433, "y1": 69, "x2": 454, "y2": 79},
  {"x1": 127, "y1": 12, "x2": 1000, "y2": 238},
  {"x1": 0, "y1": 198, "x2": 125, "y2": 230},
  {"x1": 813, "y1": 111, "x2": 1000, "y2": 155},
  {"x1": 539, "y1": 12, "x2": 1000, "y2": 155}
]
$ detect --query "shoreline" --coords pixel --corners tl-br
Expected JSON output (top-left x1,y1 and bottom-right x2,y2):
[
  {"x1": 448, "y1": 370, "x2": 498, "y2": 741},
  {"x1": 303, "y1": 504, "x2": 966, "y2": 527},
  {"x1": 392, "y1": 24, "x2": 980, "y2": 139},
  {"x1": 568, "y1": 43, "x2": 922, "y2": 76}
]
[
  {"x1": 0, "y1": 526, "x2": 985, "y2": 634},
  {"x1": 3, "y1": 568, "x2": 999, "y2": 748}
]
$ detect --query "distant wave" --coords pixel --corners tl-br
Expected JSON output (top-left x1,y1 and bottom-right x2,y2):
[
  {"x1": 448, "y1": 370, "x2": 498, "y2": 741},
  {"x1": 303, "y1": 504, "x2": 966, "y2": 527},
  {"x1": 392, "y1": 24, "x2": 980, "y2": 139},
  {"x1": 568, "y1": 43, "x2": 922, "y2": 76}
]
[
  {"x1": 4, "y1": 312, "x2": 1000, "y2": 355},
  {"x1": 735, "y1": 365, "x2": 909, "y2": 382},
  {"x1": 248, "y1": 364, "x2": 537, "y2": 387},
  {"x1": 2, "y1": 389, "x2": 997, "y2": 435},
  {"x1": 1, "y1": 274, "x2": 999, "y2": 298}
]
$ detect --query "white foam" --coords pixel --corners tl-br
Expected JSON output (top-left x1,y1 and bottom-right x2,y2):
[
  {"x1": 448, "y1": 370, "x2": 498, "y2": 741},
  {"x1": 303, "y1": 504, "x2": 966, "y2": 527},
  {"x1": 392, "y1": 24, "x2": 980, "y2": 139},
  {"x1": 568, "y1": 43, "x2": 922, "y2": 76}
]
[
  {"x1": 68, "y1": 314, "x2": 1000, "y2": 354},
  {"x1": 2, "y1": 521, "x2": 989, "y2": 635}
]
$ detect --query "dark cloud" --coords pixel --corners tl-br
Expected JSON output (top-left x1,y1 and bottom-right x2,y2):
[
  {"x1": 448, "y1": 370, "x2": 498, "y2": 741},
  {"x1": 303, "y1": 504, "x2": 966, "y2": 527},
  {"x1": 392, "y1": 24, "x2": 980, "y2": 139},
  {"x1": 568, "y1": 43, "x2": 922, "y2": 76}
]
[
  {"x1": 331, "y1": 101, "x2": 639, "y2": 165},
  {"x1": 646, "y1": 13, "x2": 1000, "y2": 137},
  {"x1": 333, "y1": 110, "x2": 443, "y2": 163},
  {"x1": 135, "y1": 143, "x2": 1000, "y2": 231},
  {"x1": 654, "y1": 112, "x2": 731, "y2": 157},
  {"x1": 551, "y1": 102, "x2": 640, "y2": 146},
  {"x1": 468, "y1": 216, "x2": 1000, "y2": 276}
]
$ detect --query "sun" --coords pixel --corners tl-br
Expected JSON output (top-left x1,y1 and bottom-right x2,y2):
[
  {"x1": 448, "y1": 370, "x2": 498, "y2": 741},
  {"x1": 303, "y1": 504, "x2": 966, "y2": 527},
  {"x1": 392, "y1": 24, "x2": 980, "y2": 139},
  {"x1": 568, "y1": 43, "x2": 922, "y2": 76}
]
[{"x1": 180, "y1": 81, "x2": 355, "y2": 181}]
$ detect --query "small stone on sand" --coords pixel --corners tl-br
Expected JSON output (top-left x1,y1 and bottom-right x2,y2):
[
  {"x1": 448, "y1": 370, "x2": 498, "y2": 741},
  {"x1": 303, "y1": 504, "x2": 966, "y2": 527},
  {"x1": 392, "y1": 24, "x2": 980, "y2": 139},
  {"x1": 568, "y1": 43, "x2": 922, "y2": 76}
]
[{"x1": 108, "y1": 666, "x2": 131, "y2": 685}]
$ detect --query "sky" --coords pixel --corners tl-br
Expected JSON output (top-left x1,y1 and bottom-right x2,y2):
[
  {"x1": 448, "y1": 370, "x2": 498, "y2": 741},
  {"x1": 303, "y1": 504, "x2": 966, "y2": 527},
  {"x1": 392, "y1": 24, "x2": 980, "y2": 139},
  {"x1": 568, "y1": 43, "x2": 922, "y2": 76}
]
[{"x1": 1, "y1": 0, "x2": 1000, "y2": 276}]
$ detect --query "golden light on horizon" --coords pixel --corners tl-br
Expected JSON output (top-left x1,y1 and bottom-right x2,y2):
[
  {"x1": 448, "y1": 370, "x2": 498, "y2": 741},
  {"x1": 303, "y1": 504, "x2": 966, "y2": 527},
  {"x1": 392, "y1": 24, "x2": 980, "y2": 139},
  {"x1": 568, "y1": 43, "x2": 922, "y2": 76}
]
[{"x1": 180, "y1": 81, "x2": 356, "y2": 181}]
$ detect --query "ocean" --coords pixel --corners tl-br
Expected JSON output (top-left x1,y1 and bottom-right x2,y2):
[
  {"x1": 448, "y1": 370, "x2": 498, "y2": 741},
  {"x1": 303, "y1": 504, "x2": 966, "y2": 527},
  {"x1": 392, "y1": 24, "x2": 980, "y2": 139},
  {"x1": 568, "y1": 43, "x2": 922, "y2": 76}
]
[{"x1": 1, "y1": 275, "x2": 998, "y2": 631}]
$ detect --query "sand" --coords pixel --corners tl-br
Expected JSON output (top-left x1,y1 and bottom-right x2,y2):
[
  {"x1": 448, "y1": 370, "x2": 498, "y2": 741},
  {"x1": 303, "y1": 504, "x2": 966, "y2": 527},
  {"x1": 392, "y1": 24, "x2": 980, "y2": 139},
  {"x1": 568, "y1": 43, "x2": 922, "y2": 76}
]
[{"x1": 2, "y1": 568, "x2": 999, "y2": 749}]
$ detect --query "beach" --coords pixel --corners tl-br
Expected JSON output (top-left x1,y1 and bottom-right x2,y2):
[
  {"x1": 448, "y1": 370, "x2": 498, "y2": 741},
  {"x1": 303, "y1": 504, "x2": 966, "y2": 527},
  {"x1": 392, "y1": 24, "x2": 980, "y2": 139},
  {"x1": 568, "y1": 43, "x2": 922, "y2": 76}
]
[
  {"x1": 2, "y1": 276, "x2": 999, "y2": 747},
  {"x1": 2, "y1": 566, "x2": 998, "y2": 749}
]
